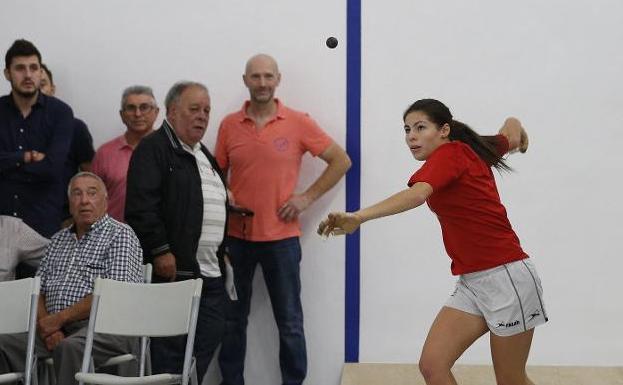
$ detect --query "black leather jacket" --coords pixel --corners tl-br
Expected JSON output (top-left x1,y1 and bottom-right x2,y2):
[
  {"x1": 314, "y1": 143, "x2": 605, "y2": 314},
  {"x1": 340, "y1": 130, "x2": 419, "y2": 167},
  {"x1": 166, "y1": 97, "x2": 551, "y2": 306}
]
[{"x1": 125, "y1": 121, "x2": 228, "y2": 281}]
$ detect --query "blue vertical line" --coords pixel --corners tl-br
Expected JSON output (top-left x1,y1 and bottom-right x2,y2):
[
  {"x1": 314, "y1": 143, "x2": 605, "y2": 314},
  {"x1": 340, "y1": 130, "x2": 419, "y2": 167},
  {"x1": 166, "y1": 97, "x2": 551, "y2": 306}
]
[{"x1": 345, "y1": 0, "x2": 361, "y2": 363}]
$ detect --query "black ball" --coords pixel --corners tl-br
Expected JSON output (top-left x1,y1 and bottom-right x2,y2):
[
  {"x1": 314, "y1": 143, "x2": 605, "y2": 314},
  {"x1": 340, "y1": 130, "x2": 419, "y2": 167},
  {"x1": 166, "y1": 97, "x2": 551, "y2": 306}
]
[{"x1": 326, "y1": 37, "x2": 338, "y2": 49}]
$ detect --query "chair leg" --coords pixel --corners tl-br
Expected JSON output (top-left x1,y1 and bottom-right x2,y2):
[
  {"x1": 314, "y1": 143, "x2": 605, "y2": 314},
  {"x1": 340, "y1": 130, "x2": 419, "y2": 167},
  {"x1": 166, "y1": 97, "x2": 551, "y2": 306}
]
[
  {"x1": 42, "y1": 358, "x2": 56, "y2": 385},
  {"x1": 190, "y1": 358, "x2": 198, "y2": 385},
  {"x1": 31, "y1": 356, "x2": 39, "y2": 385}
]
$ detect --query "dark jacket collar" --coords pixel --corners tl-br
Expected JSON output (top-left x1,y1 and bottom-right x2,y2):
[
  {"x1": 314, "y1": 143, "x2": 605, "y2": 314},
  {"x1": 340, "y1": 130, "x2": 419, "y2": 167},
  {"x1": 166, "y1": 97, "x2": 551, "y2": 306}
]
[
  {"x1": 160, "y1": 120, "x2": 227, "y2": 187},
  {"x1": 162, "y1": 119, "x2": 183, "y2": 151},
  {"x1": 161, "y1": 119, "x2": 211, "y2": 156}
]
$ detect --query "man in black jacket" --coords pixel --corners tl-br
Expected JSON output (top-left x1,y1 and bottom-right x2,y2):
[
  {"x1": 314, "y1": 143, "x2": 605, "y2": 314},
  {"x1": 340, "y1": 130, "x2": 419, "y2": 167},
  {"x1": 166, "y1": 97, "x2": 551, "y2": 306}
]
[{"x1": 125, "y1": 81, "x2": 228, "y2": 383}]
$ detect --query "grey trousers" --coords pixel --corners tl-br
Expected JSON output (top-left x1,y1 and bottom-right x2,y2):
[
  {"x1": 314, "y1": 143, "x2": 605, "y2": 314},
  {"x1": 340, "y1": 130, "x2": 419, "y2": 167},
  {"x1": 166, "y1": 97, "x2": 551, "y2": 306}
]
[{"x1": 0, "y1": 320, "x2": 138, "y2": 385}]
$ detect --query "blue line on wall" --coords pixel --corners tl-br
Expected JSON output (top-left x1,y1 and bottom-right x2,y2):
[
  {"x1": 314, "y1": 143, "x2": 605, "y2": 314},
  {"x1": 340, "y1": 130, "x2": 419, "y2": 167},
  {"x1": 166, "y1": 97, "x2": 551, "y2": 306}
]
[{"x1": 345, "y1": 0, "x2": 361, "y2": 363}]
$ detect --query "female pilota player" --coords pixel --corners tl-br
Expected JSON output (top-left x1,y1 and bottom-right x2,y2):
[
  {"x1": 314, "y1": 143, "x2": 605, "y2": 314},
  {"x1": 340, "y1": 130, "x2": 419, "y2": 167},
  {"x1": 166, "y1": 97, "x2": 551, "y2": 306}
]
[{"x1": 318, "y1": 99, "x2": 546, "y2": 385}]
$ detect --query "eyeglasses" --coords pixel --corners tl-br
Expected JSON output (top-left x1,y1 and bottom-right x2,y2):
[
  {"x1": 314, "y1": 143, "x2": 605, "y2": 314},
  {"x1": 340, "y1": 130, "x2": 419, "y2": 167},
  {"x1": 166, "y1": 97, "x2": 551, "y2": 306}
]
[{"x1": 122, "y1": 103, "x2": 156, "y2": 114}]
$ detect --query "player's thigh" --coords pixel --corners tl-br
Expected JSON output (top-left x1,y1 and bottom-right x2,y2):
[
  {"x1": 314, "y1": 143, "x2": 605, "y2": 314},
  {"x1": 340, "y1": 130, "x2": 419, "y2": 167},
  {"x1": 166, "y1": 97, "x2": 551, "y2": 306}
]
[
  {"x1": 490, "y1": 328, "x2": 534, "y2": 384},
  {"x1": 420, "y1": 306, "x2": 489, "y2": 369}
]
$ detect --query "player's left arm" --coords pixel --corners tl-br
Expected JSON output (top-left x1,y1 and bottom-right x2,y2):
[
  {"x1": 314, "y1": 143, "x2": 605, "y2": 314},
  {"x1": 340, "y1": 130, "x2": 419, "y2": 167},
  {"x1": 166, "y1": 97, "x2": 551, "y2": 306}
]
[
  {"x1": 279, "y1": 142, "x2": 351, "y2": 221},
  {"x1": 481, "y1": 118, "x2": 529, "y2": 155},
  {"x1": 498, "y1": 117, "x2": 529, "y2": 153}
]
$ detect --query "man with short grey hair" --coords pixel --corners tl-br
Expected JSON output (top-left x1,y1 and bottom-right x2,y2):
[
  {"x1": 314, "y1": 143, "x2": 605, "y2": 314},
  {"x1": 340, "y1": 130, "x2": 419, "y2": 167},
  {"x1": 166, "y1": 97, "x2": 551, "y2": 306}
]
[
  {"x1": 91, "y1": 85, "x2": 159, "y2": 222},
  {"x1": 126, "y1": 81, "x2": 229, "y2": 383},
  {"x1": 0, "y1": 171, "x2": 143, "y2": 385}
]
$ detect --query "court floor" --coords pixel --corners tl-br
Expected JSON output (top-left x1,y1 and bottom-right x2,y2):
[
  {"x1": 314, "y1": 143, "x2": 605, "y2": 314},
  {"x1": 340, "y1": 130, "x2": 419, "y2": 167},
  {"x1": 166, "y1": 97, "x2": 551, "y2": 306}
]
[{"x1": 340, "y1": 363, "x2": 623, "y2": 385}]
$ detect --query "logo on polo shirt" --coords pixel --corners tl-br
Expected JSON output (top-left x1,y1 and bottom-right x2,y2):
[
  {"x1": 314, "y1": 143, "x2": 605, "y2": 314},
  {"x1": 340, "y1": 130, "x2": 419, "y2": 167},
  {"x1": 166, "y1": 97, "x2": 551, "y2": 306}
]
[{"x1": 273, "y1": 137, "x2": 289, "y2": 152}]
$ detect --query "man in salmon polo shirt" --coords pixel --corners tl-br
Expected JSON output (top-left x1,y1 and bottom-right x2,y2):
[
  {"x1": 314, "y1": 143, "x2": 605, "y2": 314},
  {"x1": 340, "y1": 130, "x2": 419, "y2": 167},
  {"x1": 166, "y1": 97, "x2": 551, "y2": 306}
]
[
  {"x1": 216, "y1": 54, "x2": 352, "y2": 385},
  {"x1": 91, "y1": 85, "x2": 159, "y2": 222}
]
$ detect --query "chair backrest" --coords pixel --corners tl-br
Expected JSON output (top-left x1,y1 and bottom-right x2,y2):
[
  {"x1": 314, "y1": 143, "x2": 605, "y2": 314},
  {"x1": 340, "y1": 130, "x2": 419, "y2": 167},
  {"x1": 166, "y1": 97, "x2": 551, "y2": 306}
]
[
  {"x1": 142, "y1": 263, "x2": 152, "y2": 283},
  {"x1": 91, "y1": 278, "x2": 203, "y2": 337},
  {"x1": 0, "y1": 277, "x2": 40, "y2": 334}
]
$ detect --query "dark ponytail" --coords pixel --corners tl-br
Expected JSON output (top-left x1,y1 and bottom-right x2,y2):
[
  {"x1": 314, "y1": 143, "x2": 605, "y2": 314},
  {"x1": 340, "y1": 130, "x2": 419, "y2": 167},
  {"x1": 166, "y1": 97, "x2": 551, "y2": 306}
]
[
  {"x1": 448, "y1": 119, "x2": 512, "y2": 172},
  {"x1": 403, "y1": 99, "x2": 511, "y2": 172}
]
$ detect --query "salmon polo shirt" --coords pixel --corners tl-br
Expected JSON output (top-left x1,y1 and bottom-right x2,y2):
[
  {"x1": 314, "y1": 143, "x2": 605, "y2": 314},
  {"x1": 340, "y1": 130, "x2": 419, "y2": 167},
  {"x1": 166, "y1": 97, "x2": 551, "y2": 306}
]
[{"x1": 215, "y1": 100, "x2": 333, "y2": 241}]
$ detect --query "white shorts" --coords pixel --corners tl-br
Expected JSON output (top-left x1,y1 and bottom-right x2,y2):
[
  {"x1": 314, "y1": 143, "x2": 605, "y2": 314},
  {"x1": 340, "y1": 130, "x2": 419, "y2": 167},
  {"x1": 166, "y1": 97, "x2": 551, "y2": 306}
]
[{"x1": 445, "y1": 258, "x2": 548, "y2": 336}]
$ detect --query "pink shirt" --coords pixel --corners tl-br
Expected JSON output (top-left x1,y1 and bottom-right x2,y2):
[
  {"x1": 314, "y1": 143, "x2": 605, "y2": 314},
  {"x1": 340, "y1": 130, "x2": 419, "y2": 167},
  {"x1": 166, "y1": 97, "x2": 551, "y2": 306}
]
[
  {"x1": 215, "y1": 100, "x2": 333, "y2": 241},
  {"x1": 91, "y1": 135, "x2": 134, "y2": 222}
]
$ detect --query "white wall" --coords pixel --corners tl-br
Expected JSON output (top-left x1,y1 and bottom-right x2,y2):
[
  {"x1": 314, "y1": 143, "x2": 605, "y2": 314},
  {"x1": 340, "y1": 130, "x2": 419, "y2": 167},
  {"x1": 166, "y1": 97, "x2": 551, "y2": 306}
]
[
  {"x1": 1, "y1": 1, "x2": 346, "y2": 384},
  {"x1": 360, "y1": 0, "x2": 623, "y2": 366},
  {"x1": 2, "y1": 0, "x2": 622, "y2": 382}
]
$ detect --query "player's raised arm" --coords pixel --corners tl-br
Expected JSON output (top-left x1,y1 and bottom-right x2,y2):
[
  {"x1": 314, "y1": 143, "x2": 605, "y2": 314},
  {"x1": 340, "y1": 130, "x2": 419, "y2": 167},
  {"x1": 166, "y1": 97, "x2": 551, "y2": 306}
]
[{"x1": 499, "y1": 117, "x2": 529, "y2": 153}]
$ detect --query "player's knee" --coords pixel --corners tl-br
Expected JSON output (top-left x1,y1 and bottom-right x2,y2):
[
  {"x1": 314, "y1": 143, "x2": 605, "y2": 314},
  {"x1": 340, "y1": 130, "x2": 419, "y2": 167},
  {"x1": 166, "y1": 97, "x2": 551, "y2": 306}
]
[{"x1": 418, "y1": 355, "x2": 451, "y2": 383}]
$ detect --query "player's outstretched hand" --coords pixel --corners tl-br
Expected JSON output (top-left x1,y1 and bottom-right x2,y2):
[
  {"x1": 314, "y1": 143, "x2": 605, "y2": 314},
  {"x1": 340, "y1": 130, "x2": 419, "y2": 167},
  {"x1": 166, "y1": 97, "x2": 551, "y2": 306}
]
[{"x1": 317, "y1": 212, "x2": 363, "y2": 237}]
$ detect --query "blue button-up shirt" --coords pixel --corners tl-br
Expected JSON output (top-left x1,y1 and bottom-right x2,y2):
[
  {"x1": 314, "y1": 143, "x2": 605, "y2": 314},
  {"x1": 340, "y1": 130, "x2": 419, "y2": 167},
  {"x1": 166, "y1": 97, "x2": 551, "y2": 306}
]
[
  {"x1": 0, "y1": 92, "x2": 74, "y2": 237},
  {"x1": 61, "y1": 118, "x2": 95, "y2": 220}
]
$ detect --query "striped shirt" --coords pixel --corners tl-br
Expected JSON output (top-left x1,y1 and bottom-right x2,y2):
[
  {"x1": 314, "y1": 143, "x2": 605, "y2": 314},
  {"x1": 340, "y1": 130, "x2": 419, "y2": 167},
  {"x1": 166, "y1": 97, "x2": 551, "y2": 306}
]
[
  {"x1": 180, "y1": 141, "x2": 227, "y2": 278},
  {"x1": 36, "y1": 215, "x2": 142, "y2": 314}
]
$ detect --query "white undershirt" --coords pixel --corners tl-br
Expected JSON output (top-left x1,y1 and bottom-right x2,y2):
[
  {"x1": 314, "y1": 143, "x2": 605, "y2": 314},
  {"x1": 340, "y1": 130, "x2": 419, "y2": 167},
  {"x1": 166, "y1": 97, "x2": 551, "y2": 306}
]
[{"x1": 179, "y1": 139, "x2": 226, "y2": 278}]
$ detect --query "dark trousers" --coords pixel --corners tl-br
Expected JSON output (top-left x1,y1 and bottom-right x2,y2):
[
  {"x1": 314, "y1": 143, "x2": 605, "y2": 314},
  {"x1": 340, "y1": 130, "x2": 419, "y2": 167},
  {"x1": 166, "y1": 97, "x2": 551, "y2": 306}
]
[
  {"x1": 218, "y1": 237, "x2": 306, "y2": 385},
  {"x1": 151, "y1": 276, "x2": 225, "y2": 383}
]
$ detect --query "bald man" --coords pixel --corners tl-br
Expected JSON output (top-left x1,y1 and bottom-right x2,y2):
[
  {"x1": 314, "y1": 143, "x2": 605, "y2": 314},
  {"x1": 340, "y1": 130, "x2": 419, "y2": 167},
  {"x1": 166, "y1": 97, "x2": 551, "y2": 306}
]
[{"x1": 215, "y1": 54, "x2": 351, "y2": 385}]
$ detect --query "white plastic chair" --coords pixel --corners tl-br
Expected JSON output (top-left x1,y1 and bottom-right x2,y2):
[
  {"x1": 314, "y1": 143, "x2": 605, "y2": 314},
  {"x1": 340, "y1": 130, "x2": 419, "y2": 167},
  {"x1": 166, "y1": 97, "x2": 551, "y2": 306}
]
[
  {"x1": 75, "y1": 277, "x2": 203, "y2": 385},
  {"x1": 43, "y1": 263, "x2": 154, "y2": 384},
  {"x1": 142, "y1": 263, "x2": 153, "y2": 284},
  {"x1": 95, "y1": 263, "x2": 154, "y2": 376},
  {"x1": 0, "y1": 277, "x2": 41, "y2": 385}
]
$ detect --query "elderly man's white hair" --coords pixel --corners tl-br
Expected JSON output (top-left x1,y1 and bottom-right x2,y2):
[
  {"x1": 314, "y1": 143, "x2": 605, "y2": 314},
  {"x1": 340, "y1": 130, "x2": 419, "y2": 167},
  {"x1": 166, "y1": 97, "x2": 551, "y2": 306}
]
[
  {"x1": 164, "y1": 81, "x2": 209, "y2": 113},
  {"x1": 67, "y1": 171, "x2": 108, "y2": 198}
]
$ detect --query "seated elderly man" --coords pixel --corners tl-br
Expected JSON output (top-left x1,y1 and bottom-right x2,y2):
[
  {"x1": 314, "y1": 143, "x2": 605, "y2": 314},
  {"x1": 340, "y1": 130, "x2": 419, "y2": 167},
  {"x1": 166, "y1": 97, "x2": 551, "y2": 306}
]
[
  {"x1": 0, "y1": 215, "x2": 49, "y2": 281},
  {"x1": 0, "y1": 171, "x2": 143, "y2": 385}
]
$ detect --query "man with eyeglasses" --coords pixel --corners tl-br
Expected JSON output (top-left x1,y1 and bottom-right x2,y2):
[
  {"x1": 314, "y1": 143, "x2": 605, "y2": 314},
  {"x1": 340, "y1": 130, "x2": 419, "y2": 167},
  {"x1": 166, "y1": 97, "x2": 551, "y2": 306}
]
[
  {"x1": 91, "y1": 85, "x2": 159, "y2": 222},
  {"x1": 1, "y1": 39, "x2": 75, "y2": 239}
]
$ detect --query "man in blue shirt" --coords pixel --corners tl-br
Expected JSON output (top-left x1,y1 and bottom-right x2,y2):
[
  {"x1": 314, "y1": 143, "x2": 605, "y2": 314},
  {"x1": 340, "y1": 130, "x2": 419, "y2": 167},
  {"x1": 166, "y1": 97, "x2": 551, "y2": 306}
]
[
  {"x1": 40, "y1": 63, "x2": 95, "y2": 225},
  {"x1": 0, "y1": 39, "x2": 74, "y2": 237}
]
